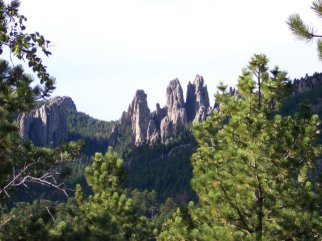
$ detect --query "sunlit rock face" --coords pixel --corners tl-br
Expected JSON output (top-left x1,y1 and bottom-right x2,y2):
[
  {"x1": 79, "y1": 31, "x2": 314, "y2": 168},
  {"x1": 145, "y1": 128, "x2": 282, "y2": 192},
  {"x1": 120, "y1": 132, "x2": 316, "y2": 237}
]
[
  {"x1": 185, "y1": 75, "x2": 210, "y2": 123},
  {"x1": 165, "y1": 78, "x2": 187, "y2": 127},
  {"x1": 18, "y1": 96, "x2": 76, "y2": 147},
  {"x1": 18, "y1": 76, "x2": 213, "y2": 148},
  {"x1": 110, "y1": 75, "x2": 212, "y2": 146},
  {"x1": 129, "y1": 90, "x2": 151, "y2": 146},
  {"x1": 157, "y1": 78, "x2": 188, "y2": 143}
]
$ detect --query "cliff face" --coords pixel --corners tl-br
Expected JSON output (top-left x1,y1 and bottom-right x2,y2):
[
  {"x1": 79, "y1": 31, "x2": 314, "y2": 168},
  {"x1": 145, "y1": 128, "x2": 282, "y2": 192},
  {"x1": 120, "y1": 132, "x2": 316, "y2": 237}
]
[
  {"x1": 129, "y1": 90, "x2": 151, "y2": 146},
  {"x1": 186, "y1": 75, "x2": 210, "y2": 123},
  {"x1": 166, "y1": 78, "x2": 187, "y2": 127},
  {"x1": 18, "y1": 96, "x2": 76, "y2": 147},
  {"x1": 159, "y1": 79, "x2": 187, "y2": 144},
  {"x1": 19, "y1": 75, "x2": 212, "y2": 148},
  {"x1": 111, "y1": 75, "x2": 211, "y2": 146}
]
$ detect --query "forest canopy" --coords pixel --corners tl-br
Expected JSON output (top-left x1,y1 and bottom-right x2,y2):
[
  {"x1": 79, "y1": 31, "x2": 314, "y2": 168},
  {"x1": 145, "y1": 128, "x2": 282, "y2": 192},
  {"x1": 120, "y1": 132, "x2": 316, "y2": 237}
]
[{"x1": 0, "y1": 1, "x2": 321, "y2": 241}]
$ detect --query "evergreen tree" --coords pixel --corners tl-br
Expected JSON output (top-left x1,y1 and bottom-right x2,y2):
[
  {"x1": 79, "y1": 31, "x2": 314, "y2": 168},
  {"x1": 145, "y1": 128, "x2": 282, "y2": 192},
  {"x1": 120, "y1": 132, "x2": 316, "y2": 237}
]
[
  {"x1": 0, "y1": 3, "x2": 84, "y2": 239},
  {"x1": 0, "y1": 0, "x2": 82, "y2": 200},
  {"x1": 158, "y1": 204, "x2": 194, "y2": 241},
  {"x1": 288, "y1": 0, "x2": 322, "y2": 60},
  {"x1": 75, "y1": 147, "x2": 150, "y2": 241},
  {"x1": 158, "y1": 54, "x2": 322, "y2": 240}
]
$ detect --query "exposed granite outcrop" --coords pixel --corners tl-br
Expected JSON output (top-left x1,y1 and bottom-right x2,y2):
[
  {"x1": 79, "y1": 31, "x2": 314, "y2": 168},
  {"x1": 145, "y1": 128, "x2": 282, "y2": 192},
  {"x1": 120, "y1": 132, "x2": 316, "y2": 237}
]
[
  {"x1": 110, "y1": 75, "x2": 212, "y2": 146},
  {"x1": 147, "y1": 119, "x2": 159, "y2": 145},
  {"x1": 129, "y1": 90, "x2": 151, "y2": 145},
  {"x1": 18, "y1": 96, "x2": 76, "y2": 147},
  {"x1": 157, "y1": 79, "x2": 188, "y2": 142},
  {"x1": 185, "y1": 75, "x2": 210, "y2": 122},
  {"x1": 166, "y1": 78, "x2": 187, "y2": 127},
  {"x1": 151, "y1": 103, "x2": 167, "y2": 131}
]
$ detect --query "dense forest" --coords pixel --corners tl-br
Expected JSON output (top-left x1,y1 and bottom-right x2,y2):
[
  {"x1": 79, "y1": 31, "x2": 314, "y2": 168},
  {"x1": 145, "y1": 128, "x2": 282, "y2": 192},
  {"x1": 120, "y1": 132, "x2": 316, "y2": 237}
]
[{"x1": 1, "y1": 0, "x2": 322, "y2": 240}]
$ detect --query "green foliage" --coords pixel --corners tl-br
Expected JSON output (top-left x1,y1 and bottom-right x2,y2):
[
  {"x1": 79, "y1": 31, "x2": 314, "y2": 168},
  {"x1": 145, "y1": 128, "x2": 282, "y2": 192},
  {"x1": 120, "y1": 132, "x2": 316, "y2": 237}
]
[
  {"x1": 158, "y1": 204, "x2": 195, "y2": 241},
  {"x1": 159, "y1": 54, "x2": 322, "y2": 240},
  {"x1": 0, "y1": 0, "x2": 80, "y2": 201},
  {"x1": 75, "y1": 147, "x2": 150, "y2": 241},
  {"x1": 126, "y1": 188, "x2": 178, "y2": 233},
  {"x1": 0, "y1": 59, "x2": 38, "y2": 192},
  {"x1": 65, "y1": 108, "x2": 113, "y2": 156},
  {"x1": 0, "y1": 199, "x2": 84, "y2": 241},
  {"x1": 126, "y1": 189, "x2": 159, "y2": 218},
  {"x1": 0, "y1": 4, "x2": 86, "y2": 240},
  {"x1": 282, "y1": 72, "x2": 322, "y2": 116},
  {"x1": 0, "y1": 0, "x2": 54, "y2": 97},
  {"x1": 124, "y1": 135, "x2": 197, "y2": 202},
  {"x1": 65, "y1": 109, "x2": 113, "y2": 140},
  {"x1": 113, "y1": 122, "x2": 135, "y2": 158},
  {"x1": 288, "y1": 0, "x2": 322, "y2": 60}
]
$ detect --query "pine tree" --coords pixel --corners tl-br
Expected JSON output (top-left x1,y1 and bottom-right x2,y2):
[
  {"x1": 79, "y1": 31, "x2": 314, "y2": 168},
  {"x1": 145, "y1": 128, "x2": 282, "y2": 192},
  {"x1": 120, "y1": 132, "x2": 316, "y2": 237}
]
[
  {"x1": 75, "y1": 147, "x2": 150, "y2": 241},
  {"x1": 0, "y1": 0, "x2": 82, "y2": 201},
  {"x1": 158, "y1": 54, "x2": 322, "y2": 240},
  {"x1": 157, "y1": 204, "x2": 195, "y2": 241}
]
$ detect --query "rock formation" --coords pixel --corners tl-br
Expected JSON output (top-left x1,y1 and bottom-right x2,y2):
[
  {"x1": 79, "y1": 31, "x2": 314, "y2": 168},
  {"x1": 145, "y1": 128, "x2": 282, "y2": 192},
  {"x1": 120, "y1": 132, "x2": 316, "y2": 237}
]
[
  {"x1": 18, "y1": 96, "x2": 76, "y2": 147},
  {"x1": 185, "y1": 75, "x2": 210, "y2": 122},
  {"x1": 159, "y1": 116, "x2": 173, "y2": 144},
  {"x1": 112, "y1": 90, "x2": 158, "y2": 146},
  {"x1": 151, "y1": 103, "x2": 167, "y2": 131},
  {"x1": 19, "y1": 75, "x2": 213, "y2": 148},
  {"x1": 157, "y1": 79, "x2": 188, "y2": 143},
  {"x1": 148, "y1": 103, "x2": 166, "y2": 145},
  {"x1": 166, "y1": 78, "x2": 187, "y2": 128},
  {"x1": 110, "y1": 75, "x2": 211, "y2": 146},
  {"x1": 147, "y1": 119, "x2": 159, "y2": 145},
  {"x1": 129, "y1": 90, "x2": 151, "y2": 145}
]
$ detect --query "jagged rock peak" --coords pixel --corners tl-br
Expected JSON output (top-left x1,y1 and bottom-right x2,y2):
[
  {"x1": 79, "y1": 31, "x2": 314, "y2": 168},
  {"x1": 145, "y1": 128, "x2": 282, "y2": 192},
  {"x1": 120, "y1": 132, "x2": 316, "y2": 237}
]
[
  {"x1": 134, "y1": 89, "x2": 147, "y2": 101},
  {"x1": 164, "y1": 78, "x2": 187, "y2": 130},
  {"x1": 186, "y1": 75, "x2": 210, "y2": 122},
  {"x1": 112, "y1": 76, "x2": 213, "y2": 147},
  {"x1": 166, "y1": 78, "x2": 185, "y2": 110},
  {"x1": 157, "y1": 78, "x2": 188, "y2": 144},
  {"x1": 194, "y1": 74, "x2": 205, "y2": 90},
  {"x1": 129, "y1": 89, "x2": 151, "y2": 146}
]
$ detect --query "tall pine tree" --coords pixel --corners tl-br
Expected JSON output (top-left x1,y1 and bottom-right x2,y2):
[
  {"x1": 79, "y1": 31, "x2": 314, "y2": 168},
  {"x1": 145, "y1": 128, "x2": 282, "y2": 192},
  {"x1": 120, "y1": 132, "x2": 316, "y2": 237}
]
[
  {"x1": 0, "y1": 0, "x2": 83, "y2": 202},
  {"x1": 158, "y1": 54, "x2": 322, "y2": 240},
  {"x1": 75, "y1": 147, "x2": 150, "y2": 241}
]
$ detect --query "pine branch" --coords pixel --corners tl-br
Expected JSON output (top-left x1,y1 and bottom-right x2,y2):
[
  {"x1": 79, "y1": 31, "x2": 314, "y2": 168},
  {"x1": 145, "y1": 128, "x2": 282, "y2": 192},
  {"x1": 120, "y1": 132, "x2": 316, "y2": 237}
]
[
  {"x1": 46, "y1": 206, "x2": 56, "y2": 222},
  {"x1": 312, "y1": 0, "x2": 322, "y2": 18},
  {"x1": 218, "y1": 180, "x2": 253, "y2": 234},
  {"x1": 287, "y1": 14, "x2": 322, "y2": 41},
  {"x1": 0, "y1": 160, "x2": 71, "y2": 198},
  {"x1": 0, "y1": 216, "x2": 13, "y2": 231}
]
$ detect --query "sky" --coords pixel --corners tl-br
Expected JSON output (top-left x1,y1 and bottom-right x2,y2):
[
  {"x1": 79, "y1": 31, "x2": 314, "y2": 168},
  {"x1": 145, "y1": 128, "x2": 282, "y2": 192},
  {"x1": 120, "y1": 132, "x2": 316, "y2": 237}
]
[{"x1": 17, "y1": 0, "x2": 322, "y2": 121}]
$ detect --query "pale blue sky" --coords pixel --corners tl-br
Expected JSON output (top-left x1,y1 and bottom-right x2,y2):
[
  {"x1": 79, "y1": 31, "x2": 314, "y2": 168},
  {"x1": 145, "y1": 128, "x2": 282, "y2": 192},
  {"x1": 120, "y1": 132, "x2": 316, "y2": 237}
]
[{"x1": 19, "y1": 0, "x2": 321, "y2": 121}]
